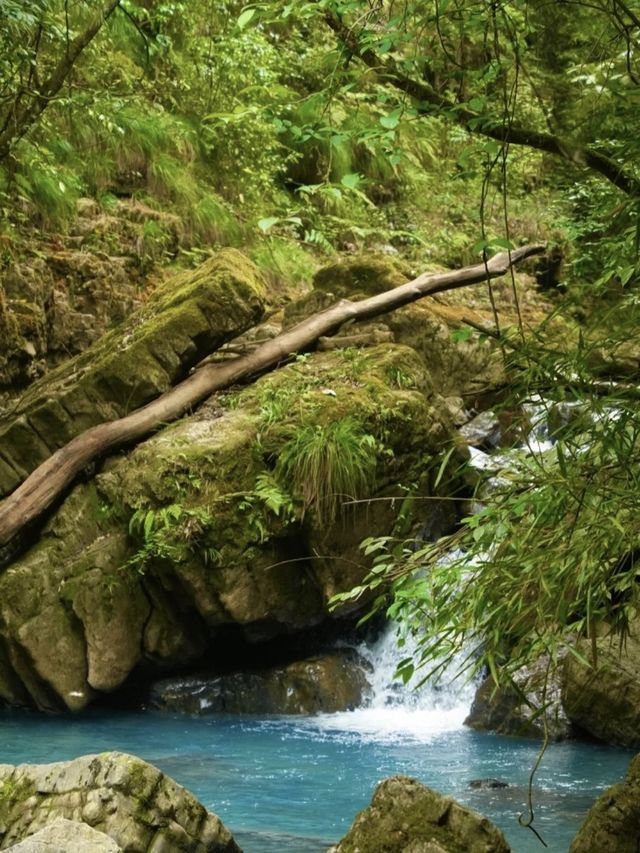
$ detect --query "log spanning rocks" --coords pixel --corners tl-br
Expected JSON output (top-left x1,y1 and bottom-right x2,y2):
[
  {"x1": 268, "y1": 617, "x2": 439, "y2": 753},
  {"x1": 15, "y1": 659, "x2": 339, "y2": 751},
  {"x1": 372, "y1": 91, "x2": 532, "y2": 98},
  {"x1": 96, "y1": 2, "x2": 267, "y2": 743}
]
[
  {"x1": 0, "y1": 752, "x2": 240, "y2": 852},
  {"x1": 329, "y1": 775, "x2": 511, "y2": 853}
]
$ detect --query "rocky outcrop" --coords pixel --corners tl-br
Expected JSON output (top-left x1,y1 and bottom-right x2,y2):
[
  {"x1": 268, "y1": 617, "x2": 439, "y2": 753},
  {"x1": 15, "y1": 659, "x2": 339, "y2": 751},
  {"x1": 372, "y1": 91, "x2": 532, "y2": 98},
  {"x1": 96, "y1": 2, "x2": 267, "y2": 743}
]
[
  {"x1": 330, "y1": 775, "x2": 511, "y2": 852},
  {"x1": 0, "y1": 343, "x2": 454, "y2": 710},
  {"x1": 563, "y1": 624, "x2": 640, "y2": 747},
  {"x1": 466, "y1": 654, "x2": 572, "y2": 741},
  {"x1": 147, "y1": 651, "x2": 371, "y2": 715},
  {"x1": 0, "y1": 249, "x2": 266, "y2": 497},
  {"x1": 570, "y1": 754, "x2": 640, "y2": 853},
  {"x1": 0, "y1": 752, "x2": 239, "y2": 852},
  {"x1": 0, "y1": 200, "x2": 185, "y2": 397},
  {"x1": 6, "y1": 818, "x2": 122, "y2": 852}
]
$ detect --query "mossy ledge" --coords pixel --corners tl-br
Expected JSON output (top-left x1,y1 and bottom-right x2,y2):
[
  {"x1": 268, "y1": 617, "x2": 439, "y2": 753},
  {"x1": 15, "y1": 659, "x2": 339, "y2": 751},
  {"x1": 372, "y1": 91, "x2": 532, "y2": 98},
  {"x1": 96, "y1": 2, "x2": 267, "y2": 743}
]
[{"x1": 0, "y1": 249, "x2": 267, "y2": 497}]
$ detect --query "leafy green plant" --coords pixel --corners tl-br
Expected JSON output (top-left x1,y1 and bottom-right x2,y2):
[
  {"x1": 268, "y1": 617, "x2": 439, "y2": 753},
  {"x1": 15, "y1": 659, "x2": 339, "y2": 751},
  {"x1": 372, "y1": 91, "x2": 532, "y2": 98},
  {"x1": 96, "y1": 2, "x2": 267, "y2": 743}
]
[
  {"x1": 275, "y1": 417, "x2": 379, "y2": 524},
  {"x1": 125, "y1": 502, "x2": 219, "y2": 574}
]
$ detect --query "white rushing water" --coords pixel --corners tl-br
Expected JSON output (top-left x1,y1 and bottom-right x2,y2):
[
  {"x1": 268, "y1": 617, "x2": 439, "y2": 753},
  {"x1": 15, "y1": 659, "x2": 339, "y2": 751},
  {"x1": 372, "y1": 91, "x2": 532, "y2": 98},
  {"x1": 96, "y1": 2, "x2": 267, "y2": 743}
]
[{"x1": 308, "y1": 623, "x2": 477, "y2": 743}]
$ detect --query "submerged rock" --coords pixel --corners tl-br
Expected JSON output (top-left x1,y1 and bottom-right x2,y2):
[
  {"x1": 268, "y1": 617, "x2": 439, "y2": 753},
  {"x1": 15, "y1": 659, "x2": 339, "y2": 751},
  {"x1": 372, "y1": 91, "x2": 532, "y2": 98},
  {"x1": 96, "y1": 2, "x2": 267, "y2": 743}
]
[
  {"x1": 563, "y1": 623, "x2": 640, "y2": 747},
  {"x1": 148, "y1": 650, "x2": 371, "y2": 715},
  {"x1": 570, "y1": 754, "x2": 640, "y2": 853},
  {"x1": 468, "y1": 779, "x2": 509, "y2": 790},
  {"x1": 6, "y1": 819, "x2": 122, "y2": 852},
  {"x1": 0, "y1": 751, "x2": 239, "y2": 852},
  {"x1": 466, "y1": 654, "x2": 572, "y2": 741},
  {"x1": 330, "y1": 775, "x2": 511, "y2": 852}
]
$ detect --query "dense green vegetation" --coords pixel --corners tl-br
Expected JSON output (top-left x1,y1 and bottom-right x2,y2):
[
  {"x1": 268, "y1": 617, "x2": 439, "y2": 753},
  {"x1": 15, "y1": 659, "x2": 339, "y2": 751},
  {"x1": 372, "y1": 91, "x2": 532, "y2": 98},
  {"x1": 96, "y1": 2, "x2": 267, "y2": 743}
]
[{"x1": 1, "y1": 0, "x2": 639, "y2": 692}]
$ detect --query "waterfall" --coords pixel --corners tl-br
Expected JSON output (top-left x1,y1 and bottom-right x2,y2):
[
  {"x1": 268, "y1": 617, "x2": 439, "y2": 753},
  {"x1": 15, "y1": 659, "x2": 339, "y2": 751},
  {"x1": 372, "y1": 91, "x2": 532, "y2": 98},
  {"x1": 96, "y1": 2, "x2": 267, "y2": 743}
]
[{"x1": 308, "y1": 623, "x2": 477, "y2": 742}]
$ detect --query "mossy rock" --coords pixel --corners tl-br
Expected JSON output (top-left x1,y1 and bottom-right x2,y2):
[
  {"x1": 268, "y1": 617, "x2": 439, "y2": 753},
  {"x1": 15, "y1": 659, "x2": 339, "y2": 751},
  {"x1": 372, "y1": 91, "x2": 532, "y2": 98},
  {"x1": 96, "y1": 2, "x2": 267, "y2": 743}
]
[
  {"x1": 331, "y1": 775, "x2": 511, "y2": 853},
  {"x1": 570, "y1": 754, "x2": 640, "y2": 853},
  {"x1": 563, "y1": 620, "x2": 640, "y2": 747},
  {"x1": 0, "y1": 752, "x2": 240, "y2": 852},
  {"x1": 0, "y1": 344, "x2": 455, "y2": 710},
  {"x1": 0, "y1": 249, "x2": 267, "y2": 498}
]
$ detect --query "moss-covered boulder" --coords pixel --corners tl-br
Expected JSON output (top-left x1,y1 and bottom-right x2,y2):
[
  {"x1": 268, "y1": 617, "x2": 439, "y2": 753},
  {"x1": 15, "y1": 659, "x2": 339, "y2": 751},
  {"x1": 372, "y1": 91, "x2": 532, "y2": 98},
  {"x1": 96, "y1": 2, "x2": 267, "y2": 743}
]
[
  {"x1": 148, "y1": 650, "x2": 371, "y2": 715},
  {"x1": 0, "y1": 249, "x2": 266, "y2": 497},
  {"x1": 563, "y1": 623, "x2": 640, "y2": 747},
  {"x1": 0, "y1": 343, "x2": 454, "y2": 710},
  {"x1": 284, "y1": 253, "x2": 557, "y2": 402},
  {"x1": 570, "y1": 754, "x2": 640, "y2": 853},
  {"x1": 466, "y1": 654, "x2": 572, "y2": 741},
  {"x1": 330, "y1": 775, "x2": 511, "y2": 853},
  {"x1": 0, "y1": 752, "x2": 239, "y2": 852}
]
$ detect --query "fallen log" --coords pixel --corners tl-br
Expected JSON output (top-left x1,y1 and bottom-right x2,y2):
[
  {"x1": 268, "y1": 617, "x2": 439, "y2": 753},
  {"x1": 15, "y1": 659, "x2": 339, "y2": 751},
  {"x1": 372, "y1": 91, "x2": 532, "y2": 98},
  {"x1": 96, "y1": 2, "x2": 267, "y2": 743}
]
[{"x1": 0, "y1": 244, "x2": 544, "y2": 548}]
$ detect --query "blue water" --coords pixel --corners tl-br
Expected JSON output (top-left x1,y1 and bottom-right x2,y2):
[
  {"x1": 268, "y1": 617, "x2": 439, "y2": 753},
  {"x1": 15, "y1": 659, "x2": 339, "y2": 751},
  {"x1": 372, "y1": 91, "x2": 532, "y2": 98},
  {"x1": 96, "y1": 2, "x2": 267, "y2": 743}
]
[{"x1": 0, "y1": 709, "x2": 632, "y2": 852}]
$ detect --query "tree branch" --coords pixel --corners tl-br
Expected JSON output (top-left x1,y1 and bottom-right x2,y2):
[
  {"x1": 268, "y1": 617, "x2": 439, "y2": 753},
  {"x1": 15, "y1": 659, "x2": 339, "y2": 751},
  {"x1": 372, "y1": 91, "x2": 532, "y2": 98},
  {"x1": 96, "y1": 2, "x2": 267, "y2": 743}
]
[
  {"x1": 324, "y1": 10, "x2": 640, "y2": 197},
  {"x1": 0, "y1": 244, "x2": 544, "y2": 550},
  {"x1": 0, "y1": 0, "x2": 121, "y2": 160}
]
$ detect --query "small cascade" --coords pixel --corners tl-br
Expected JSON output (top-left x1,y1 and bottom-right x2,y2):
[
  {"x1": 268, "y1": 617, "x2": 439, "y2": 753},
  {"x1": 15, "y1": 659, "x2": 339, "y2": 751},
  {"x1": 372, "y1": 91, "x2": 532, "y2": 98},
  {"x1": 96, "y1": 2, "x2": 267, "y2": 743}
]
[
  {"x1": 309, "y1": 622, "x2": 477, "y2": 742},
  {"x1": 309, "y1": 396, "x2": 562, "y2": 743}
]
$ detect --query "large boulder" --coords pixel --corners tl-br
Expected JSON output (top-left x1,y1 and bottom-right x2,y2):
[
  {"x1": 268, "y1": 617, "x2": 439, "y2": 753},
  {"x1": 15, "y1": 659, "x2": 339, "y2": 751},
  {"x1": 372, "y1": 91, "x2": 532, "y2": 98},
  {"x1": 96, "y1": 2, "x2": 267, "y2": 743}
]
[
  {"x1": 0, "y1": 344, "x2": 455, "y2": 710},
  {"x1": 6, "y1": 818, "x2": 122, "y2": 852},
  {"x1": 563, "y1": 624, "x2": 640, "y2": 747},
  {"x1": 147, "y1": 651, "x2": 371, "y2": 715},
  {"x1": 0, "y1": 752, "x2": 239, "y2": 852},
  {"x1": 330, "y1": 775, "x2": 511, "y2": 853},
  {"x1": 0, "y1": 249, "x2": 266, "y2": 497},
  {"x1": 570, "y1": 754, "x2": 640, "y2": 853},
  {"x1": 466, "y1": 654, "x2": 572, "y2": 741}
]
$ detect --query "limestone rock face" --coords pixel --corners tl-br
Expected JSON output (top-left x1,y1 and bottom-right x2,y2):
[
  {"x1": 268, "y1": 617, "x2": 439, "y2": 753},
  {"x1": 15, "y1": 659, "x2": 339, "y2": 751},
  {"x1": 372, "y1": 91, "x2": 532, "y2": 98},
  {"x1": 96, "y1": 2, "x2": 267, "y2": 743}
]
[
  {"x1": 148, "y1": 651, "x2": 371, "y2": 715},
  {"x1": 570, "y1": 754, "x2": 640, "y2": 853},
  {"x1": 0, "y1": 752, "x2": 239, "y2": 853},
  {"x1": 466, "y1": 654, "x2": 572, "y2": 741},
  {"x1": 563, "y1": 625, "x2": 640, "y2": 747},
  {"x1": 6, "y1": 818, "x2": 122, "y2": 852},
  {"x1": 330, "y1": 775, "x2": 511, "y2": 853},
  {"x1": 0, "y1": 249, "x2": 266, "y2": 497}
]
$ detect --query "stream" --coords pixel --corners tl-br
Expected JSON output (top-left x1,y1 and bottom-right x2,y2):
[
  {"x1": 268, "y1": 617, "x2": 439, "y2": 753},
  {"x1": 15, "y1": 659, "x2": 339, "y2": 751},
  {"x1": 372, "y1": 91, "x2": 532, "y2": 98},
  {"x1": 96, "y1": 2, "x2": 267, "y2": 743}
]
[
  {"x1": 0, "y1": 624, "x2": 632, "y2": 852},
  {"x1": 1, "y1": 399, "x2": 633, "y2": 852}
]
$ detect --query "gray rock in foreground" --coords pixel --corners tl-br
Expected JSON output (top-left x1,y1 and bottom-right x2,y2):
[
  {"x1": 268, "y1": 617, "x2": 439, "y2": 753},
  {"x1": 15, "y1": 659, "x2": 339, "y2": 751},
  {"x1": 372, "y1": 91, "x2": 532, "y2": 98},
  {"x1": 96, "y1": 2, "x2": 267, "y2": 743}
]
[
  {"x1": 0, "y1": 752, "x2": 240, "y2": 852},
  {"x1": 6, "y1": 818, "x2": 122, "y2": 852},
  {"x1": 329, "y1": 775, "x2": 511, "y2": 852},
  {"x1": 570, "y1": 753, "x2": 640, "y2": 853}
]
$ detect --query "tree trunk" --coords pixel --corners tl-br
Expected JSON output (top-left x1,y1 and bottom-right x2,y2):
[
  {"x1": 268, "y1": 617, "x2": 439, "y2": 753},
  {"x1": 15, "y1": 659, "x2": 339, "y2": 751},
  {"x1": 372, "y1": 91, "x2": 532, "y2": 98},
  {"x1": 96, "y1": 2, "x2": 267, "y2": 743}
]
[{"x1": 0, "y1": 244, "x2": 544, "y2": 549}]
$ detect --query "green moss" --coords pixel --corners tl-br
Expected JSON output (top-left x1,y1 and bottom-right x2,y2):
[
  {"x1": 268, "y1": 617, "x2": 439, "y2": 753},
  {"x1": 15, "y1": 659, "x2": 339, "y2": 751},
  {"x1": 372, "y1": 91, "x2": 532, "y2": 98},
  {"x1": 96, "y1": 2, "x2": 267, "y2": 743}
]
[
  {"x1": 0, "y1": 249, "x2": 267, "y2": 497},
  {"x1": 312, "y1": 253, "x2": 411, "y2": 298}
]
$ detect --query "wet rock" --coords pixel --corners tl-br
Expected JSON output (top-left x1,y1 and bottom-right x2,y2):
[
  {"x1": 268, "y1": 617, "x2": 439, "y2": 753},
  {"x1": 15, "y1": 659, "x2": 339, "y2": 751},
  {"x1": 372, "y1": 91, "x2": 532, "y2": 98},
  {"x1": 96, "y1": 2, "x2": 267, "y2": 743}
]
[
  {"x1": 468, "y1": 779, "x2": 509, "y2": 789},
  {"x1": 563, "y1": 623, "x2": 640, "y2": 747},
  {"x1": 148, "y1": 650, "x2": 371, "y2": 715},
  {"x1": 570, "y1": 754, "x2": 640, "y2": 853},
  {"x1": 0, "y1": 752, "x2": 239, "y2": 852},
  {"x1": 6, "y1": 818, "x2": 122, "y2": 852},
  {"x1": 466, "y1": 654, "x2": 572, "y2": 741},
  {"x1": 547, "y1": 401, "x2": 591, "y2": 438},
  {"x1": 330, "y1": 775, "x2": 511, "y2": 852},
  {"x1": 459, "y1": 411, "x2": 501, "y2": 449}
]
